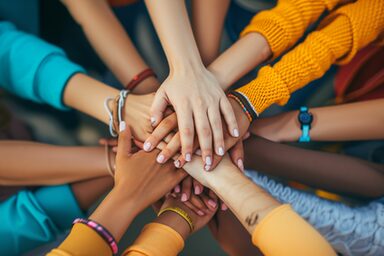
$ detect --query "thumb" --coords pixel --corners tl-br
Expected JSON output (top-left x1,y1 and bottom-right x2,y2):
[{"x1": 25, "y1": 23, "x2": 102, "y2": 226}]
[
  {"x1": 150, "y1": 89, "x2": 168, "y2": 127},
  {"x1": 117, "y1": 121, "x2": 132, "y2": 159}
]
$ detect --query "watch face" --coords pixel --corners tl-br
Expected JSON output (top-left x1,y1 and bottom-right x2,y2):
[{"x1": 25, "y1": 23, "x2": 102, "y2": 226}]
[{"x1": 298, "y1": 112, "x2": 313, "y2": 125}]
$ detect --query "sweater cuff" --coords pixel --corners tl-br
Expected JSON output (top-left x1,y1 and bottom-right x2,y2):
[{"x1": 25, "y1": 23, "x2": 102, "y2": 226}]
[
  {"x1": 35, "y1": 53, "x2": 85, "y2": 110},
  {"x1": 124, "y1": 223, "x2": 184, "y2": 256}
]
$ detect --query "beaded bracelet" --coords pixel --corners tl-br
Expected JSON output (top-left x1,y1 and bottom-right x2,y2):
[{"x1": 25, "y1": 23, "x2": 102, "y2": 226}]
[
  {"x1": 158, "y1": 207, "x2": 194, "y2": 232},
  {"x1": 104, "y1": 89, "x2": 130, "y2": 137},
  {"x1": 73, "y1": 218, "x2": 118, "y2": 255},
  {"x1": 126, "y1": 68, "x2": 157, "y2": 90},
  {"x1": 228, "y1": 93, "x2": 253, "y2": 123}
]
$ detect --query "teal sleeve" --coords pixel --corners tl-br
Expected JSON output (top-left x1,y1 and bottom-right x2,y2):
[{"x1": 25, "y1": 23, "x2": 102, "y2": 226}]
[
  {"x1": 0, "y1": 21, "x2": 85, "y2": 110},
  {"x1": 0, "y1": 185, "x2": 85, "y2": 256}
]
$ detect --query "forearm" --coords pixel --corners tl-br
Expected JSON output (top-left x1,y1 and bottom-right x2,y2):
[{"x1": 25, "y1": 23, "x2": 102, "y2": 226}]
[
  {"x1": 191, "y1": 0, "x2": 230, "y2": 65},
  {"x1": 243, "y1": 136, "x2": 384, "y2": 199},
  {"x1": 63, "y1": 0, "x2": 153, "y2": 87},
  {"x1": 251, "y1": 99, "x2": 384, "y2": 142},
  {"x1": 0, "y1": 141, "x2": 109, "y2": 185},
  {"x1": 144, "y1": 0, "x2": 204, "y2": 72}
]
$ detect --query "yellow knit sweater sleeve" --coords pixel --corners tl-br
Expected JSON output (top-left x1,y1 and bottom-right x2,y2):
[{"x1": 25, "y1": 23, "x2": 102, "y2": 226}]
[
  {"x1": 236, "y1": 0, "x2": 384, "y2": 116},
  {"x1": 123, "y1": 223, "x2": 184, "y2": 256},
  {"x1": 252, "y1": 205, "x2": 336, "y2": 256},
  {"x1": 241, "y1": 0, "x2": 341, "y2": 58}
]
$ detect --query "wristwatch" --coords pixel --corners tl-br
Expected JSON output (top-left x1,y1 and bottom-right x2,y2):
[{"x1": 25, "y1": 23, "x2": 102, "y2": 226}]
[{"x1": 298, "y1": 106, "x2": 313, "y2": 142}]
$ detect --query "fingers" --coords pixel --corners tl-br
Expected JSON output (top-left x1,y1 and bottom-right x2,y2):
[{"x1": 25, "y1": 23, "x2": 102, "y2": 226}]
[
  {"x1": 116, "y1": 122, "x2": 132, "y2": 159},
  {"x1": 193, "y1": 110, "x2": 213, "y2": 171},
  {"x1": 150, "y1": 89, "x2": 168, "y2": 127},
  {"x1": 220, "y1": 97, "x2": 239, "y2": 138},
  {"x1": 157, "y1": 133, "x2": 181, "y2": 164},
  {"x1": 177, "y1": 106, "x2": 194, "y2": 163},
  {"x1": 229, "y1": 140, "x2": 245, "y2": 172},
  {"x1": 144, "y1": 113, "x2": 178, "y2": 152},
  {"x1": 200, "y1": 192, "x2": 218, "y2": 211},
  {"x1": 208, "y1": 107, "x2": 225, "y2": 157},
  {"x1": 193, "y1": 179, "x2": 204, "y2": 195},
  {"x1": 181, "y1": 176, "x2": 192, "y2": 202}
]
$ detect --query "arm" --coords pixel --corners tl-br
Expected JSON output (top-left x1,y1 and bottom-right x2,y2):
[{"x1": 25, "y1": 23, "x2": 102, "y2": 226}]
[
  {"x1": 144, "y1": 0, "x2": 239, "y2": 169},
  {"x1": 251, "y1": 99, "x2": 384, "y2": 142},
  {"x1": 62, "y1": 0, "x2": 159, "y2": 93},
  {"x1": 182, "y1": 156, "x2": 336, "y2": 256},
  {"x1": 191, "y1": 0, "x2": 230, "y2": 65},
  {"x1": 0, "y1": 141, "x2": 109, "y2": 185},
  {"x1": 233, "y1": 0, "x2": 384, "y2": 117}
]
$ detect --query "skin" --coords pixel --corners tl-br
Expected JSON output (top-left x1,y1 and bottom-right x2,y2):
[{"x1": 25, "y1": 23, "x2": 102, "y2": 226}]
[{"x1": 144, "y1": 0, "x2": 240, "y2": 170}]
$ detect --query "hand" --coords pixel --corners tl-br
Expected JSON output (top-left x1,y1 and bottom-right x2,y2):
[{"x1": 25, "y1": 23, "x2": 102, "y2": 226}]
[
  {"x1": 150, "y1": 68, "x2": 239, "y2": 169},
  {"x1": 114, "y1": 125, "x2": 187, "y2": 212},
  {"x1": 155, "y1": 193, "x2": 218, "y2": 240}
]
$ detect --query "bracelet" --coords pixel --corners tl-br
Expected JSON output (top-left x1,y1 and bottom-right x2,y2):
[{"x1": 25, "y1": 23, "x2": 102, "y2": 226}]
[
  {"x1": 104, "y1": 89, "x2": 130, "y2": 137},
  {"x1": 104, "y1": 144, "x2": 115, "y2": 176},
  {"x1": 125, "y1": 68, "x2": 157, "y2": 90},
  {"x1": 73, "y1": 218, "x2": 118, "y2": 255},
  {"x1": 227, "y1": 93, "x2": 253, "y2": 123},
  {"x1": 158, "y1": 207, "x2": 194, "y2": 232}
]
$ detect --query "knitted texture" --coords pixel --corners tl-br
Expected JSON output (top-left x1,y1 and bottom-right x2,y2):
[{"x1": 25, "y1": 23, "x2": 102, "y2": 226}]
[
  {"x1": 241, "y1": 0, "x2": 340, "y2": 58},
  {"x1": 245, "y1": 170, "x2": 384, "y2": 256}
]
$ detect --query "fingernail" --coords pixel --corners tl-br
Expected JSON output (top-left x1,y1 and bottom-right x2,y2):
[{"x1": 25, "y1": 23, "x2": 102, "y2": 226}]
[
  {"x1": 204, "y1": 164, "x2": 211, "y2": 171},
  {"x1": 150, "y1": 117, "x2": 156, "y2": 126},
  {"x1": 208, "y1": 200, "x2": 217, "y2": 208},
  {"x1": 181, "y1": 193, "x2": 188, "y2": 202},
  {"x1": 185, "y1": 153, "x2": 191, "y2": 162},
  {"x1": 156, "y1": 154, "x2": 165, "y2": 163},
  {"x1": 174, "y1": 160, "x2": 181, "y2": 168},
  {"x1": 194, "y1": 186, "x2": 201, "y2": 195},
  {"x1": 206, "y1": 156, "x2": 212, "y2": 165},
  {"x1": 143, "y1": 141, "x2": 151, "y2": 151},
  {"x1": 237, "y1": 159, "x2": 244, "y2": 172},
  {"x1": 221, "y1": 203, "x2": 228, "y2": 211},
  {"x1": 197, "y1": 210, "x2": 205, "y2": 216},
  {"x1": 119, "y1": 121, "x2": 126, "y2": 132},
  {"x1": 218, "y1": 147, "x2": 224, "y2": 156},
  {"x1": 174, "y1": 185, "x2": 180, "y2": 193},
  {"x1": 195, "y1": 149, "x2": 202, "y2": 156},
  {"x1": 233, "y1": 128, "x2": 239, "y2": 137}
]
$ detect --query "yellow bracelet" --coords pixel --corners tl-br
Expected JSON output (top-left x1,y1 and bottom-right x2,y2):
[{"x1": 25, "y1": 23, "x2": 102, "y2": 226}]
[{"x1": 158, "y1": 207, "x2": 194, "y2": 232}]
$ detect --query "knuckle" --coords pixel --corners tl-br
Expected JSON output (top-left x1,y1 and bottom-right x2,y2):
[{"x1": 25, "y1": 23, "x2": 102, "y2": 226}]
[
  {"x1": 181, "y1": 127, "x2": 193, "y2": 137},
  {"x1": 200, "y1": 126, "x2": 211, "y2": 137}
]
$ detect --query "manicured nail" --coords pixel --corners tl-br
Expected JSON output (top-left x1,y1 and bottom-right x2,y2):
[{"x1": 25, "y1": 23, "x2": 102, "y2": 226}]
[
  {"x1": 185, "y1": 153, "x2": 191, "y2": 162},
  {"x1": 194, "y1": 186, "x2": 201, "y2": 195},
  {"x1": 237, "y1": 159, "x2": 244, "y2": 172},
  {"x1": 181, "y1": 193, "x2": 188, "y2": 202},
  {"x1": 150, "y1": 117, "x2": 156, "y2": 126},
  {"x1": 221, "y1": 203, "x2": 228, "y2": 211},
  {"x1": 143, "y1": 141, "x2": 151, "y2": 151},
  {"x1": 195, "y1": 149, "x2": 202, "y2": 156},
  {"x1": 233, "y1": 128, "x2": 239, "y2": 137},
  {"x1": 205, "y1": 156, "x2": 212, "y2": 166},
  {"x1": 208, "y1": 200, "x2": 217, "y2": 208},
  {"x1": 156, "y1": 154, "x2": 165, "y2": 163},
  {"x1": 174, "y1": 160, "x2": 181, "y2": 168},
  {"x1": 218, "y1": 147, "x2": 224, "y2": 156},
  {"x1": 119, "y1": 121, "x2": 126, "y2": 132},
  {"x1": 174, "y1": 185, "x2": 180, "y2": 193},
  {"x1": 197, "y1": 210, "x2": 205, "y2": 216},
  {"x1": 204, "y1": 164, "x2": 211, "y2": 171}
]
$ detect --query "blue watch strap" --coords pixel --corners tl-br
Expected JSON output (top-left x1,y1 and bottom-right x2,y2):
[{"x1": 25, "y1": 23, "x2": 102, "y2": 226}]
[
  {"x1": 298, "y1": 106, "x2": 312, "y2": 142},
  {"x1": 299, "y1": 125, "x2": 311, "y2": 142}
]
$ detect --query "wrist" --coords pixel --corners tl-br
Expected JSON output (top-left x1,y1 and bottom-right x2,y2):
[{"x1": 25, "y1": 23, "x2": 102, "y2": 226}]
[{"x1": 155, "y1": 211, "x2": 190, "y2": 240}]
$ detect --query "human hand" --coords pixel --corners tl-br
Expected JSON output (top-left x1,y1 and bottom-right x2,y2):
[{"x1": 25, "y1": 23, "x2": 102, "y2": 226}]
[
  {"x1": 150, "y1": 68, "x2": 239, "y2": 170},
  {"x1": 114, "y1": 125, "x2": 187, "y2": 212}
]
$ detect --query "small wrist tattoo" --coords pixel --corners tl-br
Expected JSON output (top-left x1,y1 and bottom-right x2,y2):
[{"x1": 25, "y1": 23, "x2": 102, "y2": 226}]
[{"x1": 245, "y1": 212, "x2": 259, "y2": 226}]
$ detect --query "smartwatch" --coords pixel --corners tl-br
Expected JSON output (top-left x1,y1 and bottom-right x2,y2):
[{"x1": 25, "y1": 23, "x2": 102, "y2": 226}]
[{"x1": 298, "y1": 106, "x2": 313, "y2": 142}]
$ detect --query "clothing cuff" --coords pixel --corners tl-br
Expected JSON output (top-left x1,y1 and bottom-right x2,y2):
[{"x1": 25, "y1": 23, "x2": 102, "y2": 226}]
[
  {"x1": 34, "y1": 185, "x2": 85, "y2": 231},
  {"x1": 35, "y1": 54, "x2": 85, "y2": 110},
  {"x1": 124, "y1": 223, "x2": 184, "y2": 256}
]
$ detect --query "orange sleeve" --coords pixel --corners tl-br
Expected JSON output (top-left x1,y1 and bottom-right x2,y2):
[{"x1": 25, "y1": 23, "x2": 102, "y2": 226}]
[
  {"x1": 123, "y1": 223, "x2": 184, "y2": 256},
  {"x1": 47, "y1": 224, "x2": 112, "y2": 256},
  {"x1": 235, "y1": 0, "x2": 384, "y2": 116},
  {"x1": 241, "y1": 0, "x2": 341, "y2": 58},
  {"x1": 252, "y1": 205, "x2": 336, "y2": 256}
]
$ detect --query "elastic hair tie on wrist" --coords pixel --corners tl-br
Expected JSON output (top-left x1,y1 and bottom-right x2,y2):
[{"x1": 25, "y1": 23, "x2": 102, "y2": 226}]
[
  {"x1": 73, "y1": 218, "x2": 118, "y2": 255},
  {"x1": 126, "y1": 68, "x2": 157, "y2": 90},
  {"x1": 104, "y1": 89, "x2": 130, "y2": 137}
]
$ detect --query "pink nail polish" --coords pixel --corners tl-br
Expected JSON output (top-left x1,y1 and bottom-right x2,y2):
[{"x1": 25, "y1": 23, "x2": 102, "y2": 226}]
[
  {"x1": 221, "y1": 203, "x2": 228, "y2": 211},
  {"x1": 174, "y1": 185, "x2": 180, "y2": 193},
  {"x1": 208, "y1": 200, "x2": 217, "y2": 208},
  {"x1": 197, "y1": 210, "x2": 205, "y2": 216},
  {"x1": 237, "y1": 159, "x2": 244, "y2": 172},
  {"x1": 194, "y1": 186, "x2": 201, "y2": 195},
  {"x1": 181, "y1": 193, "x2": 188, "y2": 202}
]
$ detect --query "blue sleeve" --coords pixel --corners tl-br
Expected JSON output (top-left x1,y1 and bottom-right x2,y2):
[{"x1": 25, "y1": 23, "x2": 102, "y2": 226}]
[
  {"x1": 0, "y1": 22, "x2": 85, "y2": 110},
  {"x1": 0, "y1": 185, "x2": 85, "y2": 256}
]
